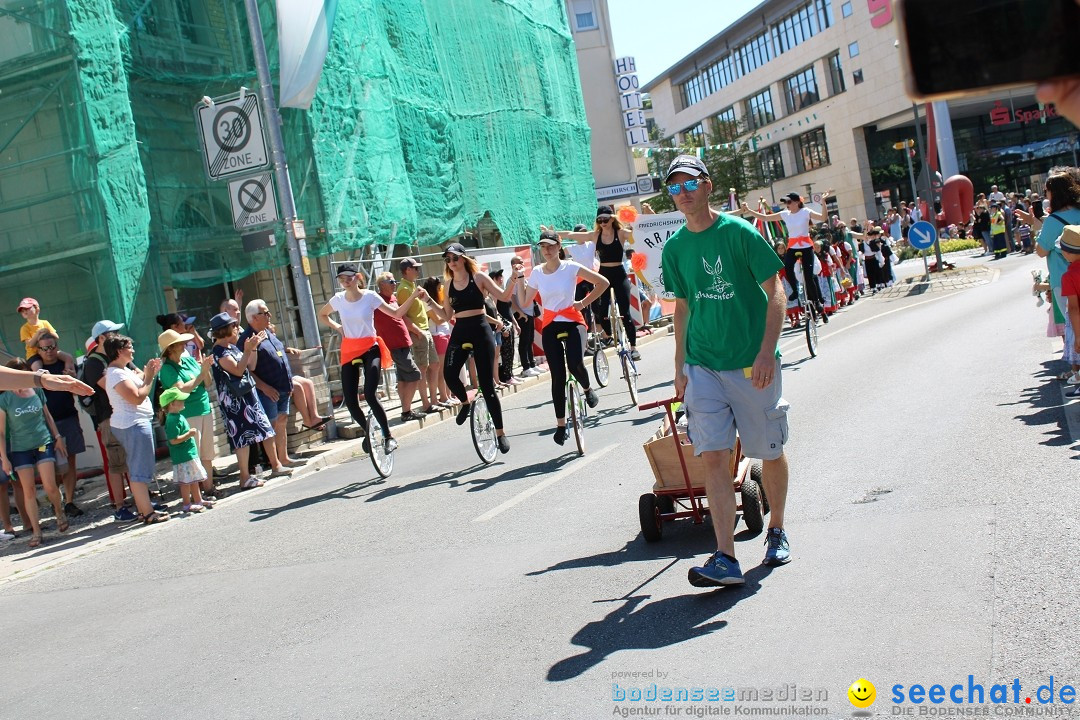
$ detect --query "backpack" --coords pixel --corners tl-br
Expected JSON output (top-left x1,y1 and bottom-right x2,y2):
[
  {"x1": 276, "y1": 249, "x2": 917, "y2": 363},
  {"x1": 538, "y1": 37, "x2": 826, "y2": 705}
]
[{"x1": 77, "y1": 352, "x2": 107, "y2": 419}]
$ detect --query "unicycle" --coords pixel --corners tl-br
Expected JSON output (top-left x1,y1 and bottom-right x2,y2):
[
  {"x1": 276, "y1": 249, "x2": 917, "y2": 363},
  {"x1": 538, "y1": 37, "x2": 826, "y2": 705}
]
[
  {"x1": 366, "y1": 409, "x2": 395, "y2": 478},
  {"x1": 557, "y1": 329, "x2": 589, "y2": 456},
  {"x1": 587, "y1": 316, "x2": 610, "y2": 388},
  {"x1": 458, "y1": 341, "x2": 499, "y2": 465},
  {"x1": 794, "y1": 253, "x2": 819, "y2": 358},
  {"x1": 470, "y1": 394, "x2": 498, "y2": 464},
  {"x1": 608, "y1": 290, "x2": 639, "y2": 406}
]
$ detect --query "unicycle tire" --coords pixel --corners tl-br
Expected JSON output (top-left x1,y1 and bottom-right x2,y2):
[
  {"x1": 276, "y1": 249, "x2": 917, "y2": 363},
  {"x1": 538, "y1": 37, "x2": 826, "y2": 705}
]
[
  {"x1": 470, "y1": 395, "x2": 498, "y2": 465},
  {"x1": 568, "y1": 382, "x2": 585, "y2": 456},
  {"x1": 366, "y1": 410, "x2": 394, "y2": 478},
  {"x1": 593, "y1": 346, "x2": 610, "y2": 388}
]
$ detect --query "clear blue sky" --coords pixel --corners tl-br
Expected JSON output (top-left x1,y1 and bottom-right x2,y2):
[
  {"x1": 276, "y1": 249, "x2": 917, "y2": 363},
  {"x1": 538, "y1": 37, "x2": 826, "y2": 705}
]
[{"x1": 608, "y1": 0, "x2": 765, "y2": 86}]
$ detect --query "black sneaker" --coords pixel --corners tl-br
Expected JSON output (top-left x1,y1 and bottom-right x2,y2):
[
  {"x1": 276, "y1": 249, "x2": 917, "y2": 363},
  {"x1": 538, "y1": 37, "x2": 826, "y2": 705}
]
[
  {"x1": 497, "y1": 435, "x2": 510, "y2": 454},
  {"x1": 585, "y1": 388, "x2": 599, "y2": 408},
  {"x1": 456, "y1": 403, "x2": 471, "y2": 425},
  {"x1": 553, "y1": 427, "x2": 568, "y2": 445},
  {"x1": 362, "y1": 437, "x2": 372, "y2": 454},
  {"x1": 400, "y1": 411, "x2": 425, "y2": 422},
  {"x1": 63, "y1": 502, "x2": 84, "y2": 518}
]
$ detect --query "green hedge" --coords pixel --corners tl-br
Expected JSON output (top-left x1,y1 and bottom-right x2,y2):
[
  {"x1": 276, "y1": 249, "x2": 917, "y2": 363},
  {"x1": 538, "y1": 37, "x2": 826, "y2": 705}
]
[{"x1": 897, "y1": 238, "x2": 980, "y2": 261}]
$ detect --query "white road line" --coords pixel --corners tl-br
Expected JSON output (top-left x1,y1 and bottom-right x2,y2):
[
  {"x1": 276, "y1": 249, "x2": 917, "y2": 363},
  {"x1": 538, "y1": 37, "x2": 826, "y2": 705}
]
[
  {"x1": 473, "y1": 443, "x2": 620, "y2": 522},
  {"x1": 779, "y1": 290, "x2": 964, "y2": 354}
]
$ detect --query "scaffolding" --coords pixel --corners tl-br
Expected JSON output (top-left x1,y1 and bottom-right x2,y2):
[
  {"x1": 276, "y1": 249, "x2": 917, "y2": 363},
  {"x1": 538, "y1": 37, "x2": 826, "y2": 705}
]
[{"x1": 0, "y1": 0, "x2": 595, "y2": 360}]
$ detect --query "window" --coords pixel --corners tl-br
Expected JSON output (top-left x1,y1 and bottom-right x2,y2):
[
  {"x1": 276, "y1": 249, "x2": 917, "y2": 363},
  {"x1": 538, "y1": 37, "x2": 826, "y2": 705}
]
[
  {"x1": 771, "y1": 1, "x2": 834, "y2": 56},
  {"x1": 848, "y1": 41, "x2": 859, "y2": 58},
  {"x1": 853, "y1": 69, "x2": 864, "y2": 84},
  {"x1": 758, "y1": 144, "x2": 785, "y2": 181},
  {"x1": 841, "y1": 1, "x2": 853, "y2": 18},
  {"x1": 674, "y1": 29, "x2": 776, "y2": 109},
  {"x1": 784, "y1": 67, "x2": 819, "y2": 113},
  {"x1": 794, "y1": 127, "x2": 830, "y2": 173},
  {"x1": 734, "y1": 31, "x2": 772, "y2": 76},
  {"x1": 683, "y1": 123, "x2": 705, "y2": 145},
  {"x1": 571, "y1": 0, "x2": 597, "y2": 31},
  {"x1": 712, "y1": 107, "x2": 738, "y2": 142},
  {"x1": 828, "y1": 53, "x2": 846, "y2": 94},
  {"x1": 745, "y1": 88, "x2": 775, "y2": 130},
  {"x1": 680, "y1": 73, "x2": 707, "y2": 109}
]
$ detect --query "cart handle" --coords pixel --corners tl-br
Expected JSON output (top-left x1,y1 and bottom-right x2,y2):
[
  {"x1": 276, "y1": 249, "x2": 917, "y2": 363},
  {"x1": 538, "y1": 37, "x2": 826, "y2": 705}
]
[{"x1": 637, "y1": 396, "x2": 683, "y2": 411}]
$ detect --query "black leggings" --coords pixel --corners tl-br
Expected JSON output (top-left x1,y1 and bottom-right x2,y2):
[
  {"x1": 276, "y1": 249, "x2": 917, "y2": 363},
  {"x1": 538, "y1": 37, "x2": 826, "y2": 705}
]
[
  {"x1": 542, "y1": 321, "x2": 590, "y2": 421},
  {"x1": 341, "y1": 346, "x2": 390, "y2": 436},
  {"x1": 575, "y1": 280, "x2": 594, "y2": 329},
  {"x1": 443, "y1": 316, "x2": 504, "y2": 430},
  {"x1": 595, "y1": 265, "x2": 636, "y2": 347},
  {"x1": 784, "y1": 247, "x2": 823, "y2": 305},
  {"x1": 517, "y1": 314, "x2": 535, "y2": 369}
]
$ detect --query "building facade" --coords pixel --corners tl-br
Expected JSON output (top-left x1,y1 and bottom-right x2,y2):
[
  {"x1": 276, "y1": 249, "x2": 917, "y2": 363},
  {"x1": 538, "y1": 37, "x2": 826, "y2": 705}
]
[
  {"x1": 643, "y1": 0, "x2": 1077, "y2": 222},
  {"x1": 565, "y1": 0, "x2": 647, "y2": 206}
]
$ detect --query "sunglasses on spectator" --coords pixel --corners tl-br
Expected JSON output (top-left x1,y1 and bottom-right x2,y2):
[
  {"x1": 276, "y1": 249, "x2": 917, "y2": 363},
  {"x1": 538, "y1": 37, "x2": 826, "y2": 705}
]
[
  {"x1": 444, "y1": 255, "x2": 460, "y2": 264},
  {"x1": 666, "y1": 180, "x2": 701, "y2": 196},
  {"x1": 597, "y1": 217, "x2": 612, "y2": 224},
  {"x1": 256, "y1": 310, "x2": 272, "y2": 317},
  {"x1": 384, "y1": 279, "x2": 398, "y2": 285},
  {"x1": 38, "y1": 344, "x2": 57, "y2": 351}
]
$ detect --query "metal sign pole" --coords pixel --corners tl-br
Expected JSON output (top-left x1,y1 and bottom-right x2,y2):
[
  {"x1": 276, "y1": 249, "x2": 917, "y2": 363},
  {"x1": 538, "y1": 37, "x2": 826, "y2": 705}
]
[{"x1": 242, "y1": 0, "x2": 320, "y2": 349}]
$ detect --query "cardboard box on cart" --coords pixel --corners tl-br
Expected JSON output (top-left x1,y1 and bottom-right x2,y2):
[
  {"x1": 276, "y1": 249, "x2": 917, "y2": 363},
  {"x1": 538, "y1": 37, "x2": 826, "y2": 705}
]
[{"x1": 642, "y1": 415, "x2": 741, "y2": 492}]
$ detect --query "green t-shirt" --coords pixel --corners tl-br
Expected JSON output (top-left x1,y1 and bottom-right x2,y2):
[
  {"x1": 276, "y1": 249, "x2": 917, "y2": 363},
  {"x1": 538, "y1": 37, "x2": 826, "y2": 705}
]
[
  {"x1": 157, "y1": 355, "x2": 212, "y2": 418},
  {"x1": 0, "y1": 389, "x2": 51, "y2": 452},
  {"x1": 662, "y1": 213, "x2": 784, "y2": 371},
  {"x1": 396, "y1": 278, "x2": 429, "y2": 331},
  {"x1": 164, "y1": 412, "x2": 199, "y2": 465}
]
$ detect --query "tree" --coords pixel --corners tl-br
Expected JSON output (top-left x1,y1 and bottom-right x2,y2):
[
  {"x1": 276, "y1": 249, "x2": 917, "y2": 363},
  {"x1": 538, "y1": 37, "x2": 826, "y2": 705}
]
[{"x1": 640, "y1": 118, "x2": 762, "y2": 213}]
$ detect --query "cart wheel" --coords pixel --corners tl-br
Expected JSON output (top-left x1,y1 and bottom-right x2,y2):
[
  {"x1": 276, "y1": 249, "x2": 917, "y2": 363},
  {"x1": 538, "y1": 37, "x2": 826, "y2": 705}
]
[
  {"x1": 741, "y1": 474, "x2": 765, "y2": 534},
  {"x1": 639, "y1": 493, "x2": 663, "y2": 542},
  {"x1": 656, "y1": 494, "x2": 675, "y2": 515},
  {"x1": 750, "y1": 463, "x2": 769, "y2": 513}
]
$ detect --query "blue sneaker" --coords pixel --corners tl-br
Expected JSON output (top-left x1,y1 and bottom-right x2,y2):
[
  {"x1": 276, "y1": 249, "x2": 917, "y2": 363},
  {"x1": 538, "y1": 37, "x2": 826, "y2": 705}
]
[
  {"x1": 763, "y1": 528, "x2": 791, "y2": 566},
  {"x1": 688, "y1": 552, "x2": 745, "y2": 587},
  {"x1": 113, "y1": 507, "x2": 139, "y2": 522}
]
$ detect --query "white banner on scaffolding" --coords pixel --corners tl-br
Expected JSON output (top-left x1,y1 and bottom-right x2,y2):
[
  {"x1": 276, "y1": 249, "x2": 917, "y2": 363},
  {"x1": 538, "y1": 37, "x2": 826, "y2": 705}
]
[{"x1": 277, "y1": 0, "x2": 339, "y2": 109}]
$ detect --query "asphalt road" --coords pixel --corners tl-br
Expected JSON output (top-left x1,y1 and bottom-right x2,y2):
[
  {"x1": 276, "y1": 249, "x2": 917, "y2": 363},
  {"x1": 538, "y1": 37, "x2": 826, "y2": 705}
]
[{"x1": 2, "y1": 250, "x2": 1078, "y2": 720}]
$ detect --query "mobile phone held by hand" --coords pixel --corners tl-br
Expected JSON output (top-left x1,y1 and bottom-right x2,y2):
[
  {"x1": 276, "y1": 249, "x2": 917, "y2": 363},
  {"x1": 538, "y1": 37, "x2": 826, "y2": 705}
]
[{"x1": 898, "y1": 0, "x2": 1080, "y2": 102}]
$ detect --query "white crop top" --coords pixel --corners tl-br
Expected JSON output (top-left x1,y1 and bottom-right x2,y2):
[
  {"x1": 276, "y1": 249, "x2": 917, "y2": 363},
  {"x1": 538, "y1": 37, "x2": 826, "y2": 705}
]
[
  {"x1": 782, "y1": 207, "x2": 812, "y2": 246},
  {"x1": 567, "y1": 241, "x2": 596, "y2": 268},
  {"x1": 528, "y1": 261, "x2": 584, "y2": 313},
  {"x1": 328, "y1": 291, "x2": 383, "y2": 338}
]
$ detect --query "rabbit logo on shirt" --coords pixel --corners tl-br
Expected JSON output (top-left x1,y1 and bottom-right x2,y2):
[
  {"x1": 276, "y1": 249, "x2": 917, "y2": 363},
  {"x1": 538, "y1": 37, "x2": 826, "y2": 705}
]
[{"x1": 698, "y1": 256, "x2": 734, "y2": 301}]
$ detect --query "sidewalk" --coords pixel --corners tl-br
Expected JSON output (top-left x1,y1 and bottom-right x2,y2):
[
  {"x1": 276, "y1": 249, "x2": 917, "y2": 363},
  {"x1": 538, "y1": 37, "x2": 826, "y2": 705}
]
[{"x1": 0, "y1": 327, "x2": 672, "y2": 583}]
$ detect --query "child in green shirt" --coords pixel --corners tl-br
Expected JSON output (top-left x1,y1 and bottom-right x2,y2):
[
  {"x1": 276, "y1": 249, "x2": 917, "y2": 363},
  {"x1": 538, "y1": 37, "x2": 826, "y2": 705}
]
[{"x1": 161, "y1": 388, "x2": 212, "y2": 513}]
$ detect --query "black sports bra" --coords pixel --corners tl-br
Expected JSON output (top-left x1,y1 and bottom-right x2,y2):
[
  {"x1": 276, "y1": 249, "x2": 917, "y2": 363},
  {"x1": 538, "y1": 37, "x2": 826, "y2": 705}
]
[
  {"x1": 449, "y1": 273, "x2": 485, "y2": 312},
  {"x1": 597, "y1": 230, "x2": 624, "y2": 263}
]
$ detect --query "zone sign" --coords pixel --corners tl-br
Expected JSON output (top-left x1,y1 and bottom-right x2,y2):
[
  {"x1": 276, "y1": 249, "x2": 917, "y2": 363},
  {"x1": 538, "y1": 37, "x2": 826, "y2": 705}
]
[{"x1": 195, "y1": 93, "x2": 270, "y2": 181}]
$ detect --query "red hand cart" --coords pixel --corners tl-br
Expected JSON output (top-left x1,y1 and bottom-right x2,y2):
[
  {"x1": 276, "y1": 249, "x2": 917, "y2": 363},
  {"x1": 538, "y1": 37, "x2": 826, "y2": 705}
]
[{"x1": 636, "y1": 397, "x2": 767, "y2": 542}]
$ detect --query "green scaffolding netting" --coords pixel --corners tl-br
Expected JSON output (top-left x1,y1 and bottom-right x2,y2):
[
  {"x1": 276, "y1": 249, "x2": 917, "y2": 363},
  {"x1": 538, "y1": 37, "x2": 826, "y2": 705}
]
[{"x1": 0, "y1": 0, "x2": 595, "y2": 357}]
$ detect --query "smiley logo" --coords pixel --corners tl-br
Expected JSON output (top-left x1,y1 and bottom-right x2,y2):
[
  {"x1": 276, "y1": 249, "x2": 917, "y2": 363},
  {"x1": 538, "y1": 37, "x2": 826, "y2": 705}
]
[{"x1": 847, "y1": 678, "x2": 876, "y2": 708}]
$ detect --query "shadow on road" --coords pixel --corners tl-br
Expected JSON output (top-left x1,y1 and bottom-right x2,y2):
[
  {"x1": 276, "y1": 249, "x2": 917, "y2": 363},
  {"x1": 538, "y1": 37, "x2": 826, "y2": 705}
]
[
  {"x1": 546, "y1": 565, "x2": 773, "y2": 682},
  {"x1": 360, "y1": 455, "x2": 577, "y2": 502},
  {"x1": 248, "y1": 479, "x2": 387, "y2": 522},
  {"x1": 1006, "y1": 361, "x2": 1079, "y2": 453}
]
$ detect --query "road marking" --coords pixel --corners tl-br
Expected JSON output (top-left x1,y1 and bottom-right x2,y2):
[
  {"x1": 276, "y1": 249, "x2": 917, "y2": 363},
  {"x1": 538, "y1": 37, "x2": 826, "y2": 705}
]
[
  {"x1": 473, "y1": 443, "x2": 620, "y2": 522},
  {"x1": 779, "y1": 290, "x2": 963, "y2": 355}
]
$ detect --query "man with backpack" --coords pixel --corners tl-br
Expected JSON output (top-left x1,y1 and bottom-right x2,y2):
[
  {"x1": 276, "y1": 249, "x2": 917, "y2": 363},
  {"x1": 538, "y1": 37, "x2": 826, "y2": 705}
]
[{"x1": 80, "y1": 320, "x2": 138, "y2": 522}]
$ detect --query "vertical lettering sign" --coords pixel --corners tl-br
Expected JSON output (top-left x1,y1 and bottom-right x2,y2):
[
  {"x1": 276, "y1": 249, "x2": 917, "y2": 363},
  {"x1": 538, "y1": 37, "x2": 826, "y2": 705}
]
[{"x1": 615, "y1": 56, "x2": 649, "y2": 146}]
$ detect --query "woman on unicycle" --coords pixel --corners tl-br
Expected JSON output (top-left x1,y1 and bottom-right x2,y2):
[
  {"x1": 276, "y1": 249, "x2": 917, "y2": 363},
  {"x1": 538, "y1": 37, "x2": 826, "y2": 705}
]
[
  {"x1": 556, "y1": 206, "x2": 640, "y2": 361},
  {"x1": 317, "y1": 263, "x2": 425, "y2": 454},
  {"x1": 519, "y1": 231, "x2": 609, "y2": 445},
  {"x1": 442, "y1": 243, "x2": 520, "y2": 454}
]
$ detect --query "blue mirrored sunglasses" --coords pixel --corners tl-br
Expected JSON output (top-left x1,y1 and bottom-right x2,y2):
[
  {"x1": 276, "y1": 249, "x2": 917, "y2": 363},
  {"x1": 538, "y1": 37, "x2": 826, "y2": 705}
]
[{"x1": 667, "y1": 179, "x2": 701, "y2": 196}]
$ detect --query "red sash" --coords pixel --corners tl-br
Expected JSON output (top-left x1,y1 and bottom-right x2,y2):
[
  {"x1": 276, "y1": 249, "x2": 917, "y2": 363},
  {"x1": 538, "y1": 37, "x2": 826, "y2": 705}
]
[
  {"x1": 341, "y1": 335, "x2": 391, "y2": 367},
  {"x1": 542, "y1": 306, "x2": 586, "y2": 326}
]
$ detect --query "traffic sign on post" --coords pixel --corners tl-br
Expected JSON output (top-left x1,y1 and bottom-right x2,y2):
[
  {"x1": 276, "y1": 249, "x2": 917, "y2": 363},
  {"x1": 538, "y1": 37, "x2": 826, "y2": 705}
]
[
  {"x1": 908, "y1": 220, "x2": 938, "y2": 250},
  {"x1": 228, "y1": 173, "x2": 278, "y2": 231},
  {"x1": 195, "y1": 93, "x2": 270, "y2": 181}
]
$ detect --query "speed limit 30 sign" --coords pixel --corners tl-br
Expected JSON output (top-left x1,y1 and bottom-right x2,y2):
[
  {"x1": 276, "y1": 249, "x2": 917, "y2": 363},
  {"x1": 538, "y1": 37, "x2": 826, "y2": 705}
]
[{"x1": 195, "y1": 93, "x2": 270, "y2": 181}]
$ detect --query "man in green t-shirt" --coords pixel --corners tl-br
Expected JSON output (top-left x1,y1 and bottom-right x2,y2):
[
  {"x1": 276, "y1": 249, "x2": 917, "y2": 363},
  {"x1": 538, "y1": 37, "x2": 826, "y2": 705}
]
[
  {"x1": 397, "y1": 257, "x2": 439, "y2": 413},
  {"x1": 660, "y1": 154, "x2": 792, "y2": 588}
]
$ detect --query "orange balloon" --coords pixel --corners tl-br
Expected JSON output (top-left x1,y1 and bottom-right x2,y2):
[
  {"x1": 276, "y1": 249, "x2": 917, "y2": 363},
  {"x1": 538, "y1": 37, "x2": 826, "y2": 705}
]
[
  {"x1": 617, "y1": 205, "x2": 638, "y2": 224},
  {"x1": 630, "y1": 253, "x2": 648, "y2": 272}
]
